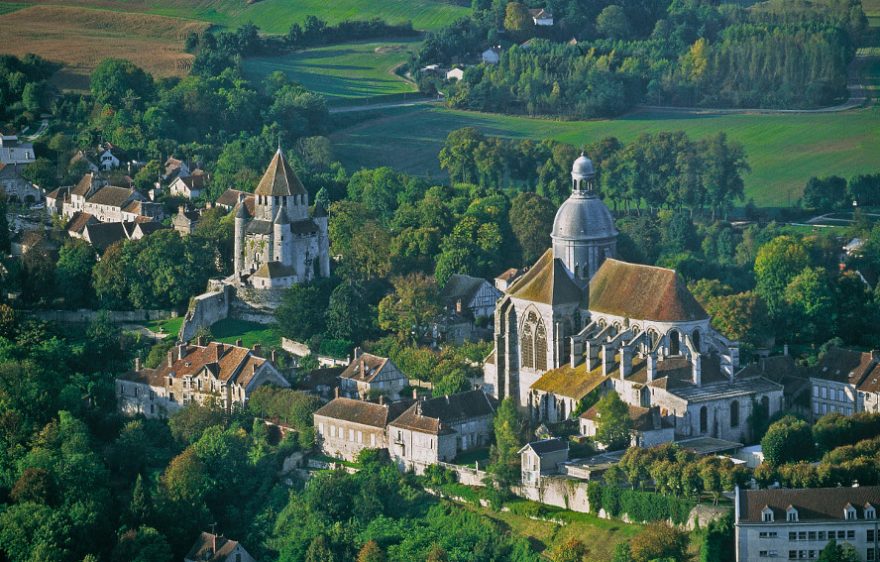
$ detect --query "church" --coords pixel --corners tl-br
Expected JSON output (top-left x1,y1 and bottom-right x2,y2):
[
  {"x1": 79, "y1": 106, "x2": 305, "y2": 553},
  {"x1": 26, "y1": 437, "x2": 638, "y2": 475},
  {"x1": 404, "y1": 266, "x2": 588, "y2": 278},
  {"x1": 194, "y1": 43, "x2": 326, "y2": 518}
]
[
  {"x1": 232, "y1": 148, "x2": 330, "y2": 289},
  {"x1": 484, "y1": 154, "x2": 783, "y2": 444}
]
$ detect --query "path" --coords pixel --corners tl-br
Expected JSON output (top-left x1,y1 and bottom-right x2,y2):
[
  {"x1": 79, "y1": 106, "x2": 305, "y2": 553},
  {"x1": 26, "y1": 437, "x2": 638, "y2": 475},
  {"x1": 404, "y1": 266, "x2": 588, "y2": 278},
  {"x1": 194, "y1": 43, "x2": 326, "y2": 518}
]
[
  {"x1": 22, "y1": 118, "x2": 49, "y2": 141},
  {"x1": 635, "y1": 50, "x2": 870, "y2": 115},
  {"x1": 329, "y1": 97, "x2": 440, "y2": 114}
]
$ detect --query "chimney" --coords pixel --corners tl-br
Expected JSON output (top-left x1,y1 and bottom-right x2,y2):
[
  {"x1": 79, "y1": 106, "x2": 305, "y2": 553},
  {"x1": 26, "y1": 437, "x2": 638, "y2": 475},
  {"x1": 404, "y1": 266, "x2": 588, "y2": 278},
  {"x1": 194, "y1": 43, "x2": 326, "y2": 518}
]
[
  {"x1": 270, "y1": 349, "x2": 277, "y2": 363},
  {"x1": 692, "y1": 353, "x2": 702, "y2": 386},
  {"x1": 619, "y1": 345, "x2": 633, "y2": 379},
  {"x1": 178, "y1": 205, "x2": 185, "y2": 215},
  {"x1": 196, "y1": 335, "x2": 205, "y2": 347},
  {"x1": 177, "y1": 343, "x2": 186, "y2": 360},
  {"x1": 455, "y1": 299, "x2": 463, "y2": 314},
  {"x1": 212, "y1": 533, "x2": 216, "y2": 555},
  {"x1": 647, "y1": 352, "x2": 657, "y2": 382},
  {"x1": 353, "y1": 347, "x2": 362, "y2": 360},
  {"x1": 378, "y1": 395, "x2": 385, "y2": 406},
  {"x1": 167, "y1": 350, "x2": 174, "y2": 368},
  {"x1": 412, "y1": 388, "x2": 418, "y2": 400},
  {"x1": 134, "y1": 357, "x2": 141, "y2": 371},
  {"x1": 334, "y1": 386, "x2": 339, "y2": 399},
  {"x1": 235, "y1": 338, "x2": 243, "y2": 347},
  {"x1": 237, "y1": 192, "x2": 245, "y2": 204},
  {"x1": 252, "y1": 343, "x2": 262, "y2": 355}
]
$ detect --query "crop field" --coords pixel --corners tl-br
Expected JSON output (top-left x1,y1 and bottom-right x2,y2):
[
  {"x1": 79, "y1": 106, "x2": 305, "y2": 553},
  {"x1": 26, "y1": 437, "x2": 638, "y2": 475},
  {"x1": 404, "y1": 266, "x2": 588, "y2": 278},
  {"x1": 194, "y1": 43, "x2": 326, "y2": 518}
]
[
  {"x1": 0, "y1": 5, "x2": 207, "y2": 90},
  {"x1": 243, "y1": 39, "x2": 420, "y2": 100},
  {"x1": 8, "y1": 0, "x2": 470, "y2": 33},
  {"x1": 330, "y1": 105, "x2": 880, "y2": 207}
]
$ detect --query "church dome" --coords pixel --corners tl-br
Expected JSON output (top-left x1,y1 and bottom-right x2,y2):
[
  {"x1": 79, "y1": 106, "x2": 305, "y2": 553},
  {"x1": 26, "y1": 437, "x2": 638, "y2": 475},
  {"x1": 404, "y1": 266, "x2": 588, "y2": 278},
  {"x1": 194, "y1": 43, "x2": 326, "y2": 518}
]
[
  {"x1": 571, "y1": 153, "x2": 595, "y2": 179},
  {"x1": 551, "y1": 192, "x2": 617, "y2": 241}
]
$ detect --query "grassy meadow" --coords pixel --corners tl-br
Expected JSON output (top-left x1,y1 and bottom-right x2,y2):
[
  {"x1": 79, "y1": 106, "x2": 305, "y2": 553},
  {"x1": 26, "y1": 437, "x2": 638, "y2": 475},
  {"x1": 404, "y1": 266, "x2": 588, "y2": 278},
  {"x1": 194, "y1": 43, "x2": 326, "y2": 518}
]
[
  {"x1": 209, "y1": 318, "x2": 281, "y2": 349},
  {"x1": 243, "y1": 39, "x2": 420, "y2": 100},
  {"x1": 330, "y1": 105, "x2": 880, "y2": 207},
  {"x1": 6, "y1": 0, "x2": 469, "y2": 33},
  {"x1": 0, "y1": 5, "x2": 207, "y2": 90}
]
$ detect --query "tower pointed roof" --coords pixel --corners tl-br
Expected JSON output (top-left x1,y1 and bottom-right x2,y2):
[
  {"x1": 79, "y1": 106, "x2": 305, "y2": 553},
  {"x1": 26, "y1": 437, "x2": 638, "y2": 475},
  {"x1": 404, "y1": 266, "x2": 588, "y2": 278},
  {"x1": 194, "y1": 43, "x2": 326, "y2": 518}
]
[{"x1": 255, "y1": 148, "x2": 306, "y2": 197}]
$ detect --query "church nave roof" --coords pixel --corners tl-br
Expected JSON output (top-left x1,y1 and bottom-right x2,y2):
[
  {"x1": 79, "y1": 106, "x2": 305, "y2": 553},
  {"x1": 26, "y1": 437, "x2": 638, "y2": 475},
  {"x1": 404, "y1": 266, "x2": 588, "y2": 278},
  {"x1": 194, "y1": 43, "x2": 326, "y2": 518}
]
[{"x1": 507, "y1": 249, "x2": 585, "y2": 305}]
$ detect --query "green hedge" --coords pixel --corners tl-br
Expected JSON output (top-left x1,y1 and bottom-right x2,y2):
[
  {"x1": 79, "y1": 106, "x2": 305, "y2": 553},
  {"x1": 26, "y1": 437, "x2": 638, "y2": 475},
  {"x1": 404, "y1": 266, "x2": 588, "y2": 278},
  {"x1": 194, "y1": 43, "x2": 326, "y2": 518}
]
[{"x1": 590, "y1": 483, "x2": 695, "y2": 525}]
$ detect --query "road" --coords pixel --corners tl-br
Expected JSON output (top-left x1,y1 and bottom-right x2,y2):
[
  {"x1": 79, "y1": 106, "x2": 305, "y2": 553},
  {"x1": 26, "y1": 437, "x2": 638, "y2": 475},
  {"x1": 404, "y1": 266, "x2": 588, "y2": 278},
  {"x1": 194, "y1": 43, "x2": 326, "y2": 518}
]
[{"x1": 329, "y1": 97, "x2": 440, "y2": 114}]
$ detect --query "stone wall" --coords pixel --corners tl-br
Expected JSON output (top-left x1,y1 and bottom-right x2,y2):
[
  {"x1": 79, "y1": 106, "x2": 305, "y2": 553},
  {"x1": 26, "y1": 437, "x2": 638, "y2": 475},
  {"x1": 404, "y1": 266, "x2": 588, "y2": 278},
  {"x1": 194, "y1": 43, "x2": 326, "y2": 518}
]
[
  {"x1": 26, "y1": 308, "x2": 177, "y2": 324},
  {"x1": 514, "y1": 477, "x2": 591, "y2": 513},
  {"x1": 178, "y1": 286, "x2": 231, "y2": 343}
]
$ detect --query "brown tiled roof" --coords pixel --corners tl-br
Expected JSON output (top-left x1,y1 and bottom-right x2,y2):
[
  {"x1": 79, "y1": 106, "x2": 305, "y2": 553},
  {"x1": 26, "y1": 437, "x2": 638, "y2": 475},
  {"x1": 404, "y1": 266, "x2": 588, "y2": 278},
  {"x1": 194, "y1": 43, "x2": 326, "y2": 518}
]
[
  {"x1": 147, "y1": 342, "x2": 272, "y2": 388},
  {"x1": 441, "y1": 274, "x2": 488, "y2": 306},
  {"x1": 496, "y1": 267, "x2": 524, "y2": 282},
  {"x1": 176, "y1": 174, "x2": 207, "y2": 190},
  {"x1": 812, "y1": 347, "x2": 878, "y2": 385},
  {"x1": 45, "y1": 186, "x2": 68, "y2": 200},
  {"x1": 340, "y1": 353, "x2": 394, "y2": 383},
  {"x1": 216, "y1": 188, "x2": 250, "y2": 208},
  {"x1": 71, "y1": 172, "x2": 98, "y2": 196},
  {"x1": 738, "y1": 486, "x2": 880, "y2": 523},
  {"x1": 508, "y1": 249, "x2": 585, "y2": 305},
  {"x1": 65, "y1": 212, "x2": 97, "y2": 235},
  {"x1": 255, "y1": 149, "x2": 306, "y2": 197},
  {"x1": 185, "y1": 532, "x2": 243, "y2": 562},
  {"x1": 314, "y1": 397, "x2": 408, "y2": 428},
  {"x1": 531, "y1": 362, "x2": 607, "y2": 400},
  {"x1": 123, "y1": 200, "x2": 143, "y2": 214},
  {"x1": 589, "y1": 259, "x2": 708, "y2": 322},
  {"x1": 86, "y1": 185, "x2": 137, "y2": 208},
  {"x1": 389, "y1": 391, "x2": 495, "y2": 435},
  {"x1": 118, "y1": 369, "x2": 165, "y2": 387},
  {"x1": 135, "y1": 222, "x2": 167, "y2": 237}
]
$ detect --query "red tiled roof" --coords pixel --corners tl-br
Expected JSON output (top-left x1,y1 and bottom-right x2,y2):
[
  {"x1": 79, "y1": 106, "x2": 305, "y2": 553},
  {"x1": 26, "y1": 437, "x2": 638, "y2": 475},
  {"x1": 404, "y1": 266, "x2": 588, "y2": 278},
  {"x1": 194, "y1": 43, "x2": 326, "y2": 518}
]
[
  {"x1": 738, "y1": 486, "x2": 880, "y2": 523},
  {"x1": 314, "y1": 397, "x2": 410, "y2": 428}
]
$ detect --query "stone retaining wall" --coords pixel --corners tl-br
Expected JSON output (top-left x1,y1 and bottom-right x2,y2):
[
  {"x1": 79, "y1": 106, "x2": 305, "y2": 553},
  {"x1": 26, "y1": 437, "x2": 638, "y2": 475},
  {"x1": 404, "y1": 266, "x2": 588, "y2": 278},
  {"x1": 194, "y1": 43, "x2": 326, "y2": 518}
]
[{"x1": 25, "y1": 308, "x2": 177, "y2": 323}]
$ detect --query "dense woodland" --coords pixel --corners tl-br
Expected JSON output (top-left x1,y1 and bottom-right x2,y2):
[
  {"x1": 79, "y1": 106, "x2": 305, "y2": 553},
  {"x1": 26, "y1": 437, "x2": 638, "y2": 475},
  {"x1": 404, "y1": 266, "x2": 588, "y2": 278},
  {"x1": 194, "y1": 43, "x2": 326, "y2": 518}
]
[{"x1": 417, "y1": 0, "x2": 866, "y2": 116}]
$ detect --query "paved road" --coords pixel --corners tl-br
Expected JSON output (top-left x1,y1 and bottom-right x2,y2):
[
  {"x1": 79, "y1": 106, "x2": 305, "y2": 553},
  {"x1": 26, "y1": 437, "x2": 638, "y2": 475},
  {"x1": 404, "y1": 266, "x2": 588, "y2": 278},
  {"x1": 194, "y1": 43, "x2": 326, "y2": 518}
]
[{"x1": 329, "y1": 97, "x2": 440, "y2": 114}]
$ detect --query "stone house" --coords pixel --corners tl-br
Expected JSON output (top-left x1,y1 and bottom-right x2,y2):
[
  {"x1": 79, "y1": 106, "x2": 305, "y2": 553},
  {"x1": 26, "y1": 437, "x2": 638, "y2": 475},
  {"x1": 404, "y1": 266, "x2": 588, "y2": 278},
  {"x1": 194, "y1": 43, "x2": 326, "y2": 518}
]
[
  {"x1": 0, "y1": 133, "x2": 41, "y2": 203},
  {"x1": 172, "y1": 205, "x2": 202, "y2": 235},
  {"x1": 169, "y1": 171, "x2": 208, "y2": 199},
  {"x1": 96, "y1": 142, "x2": 122, "y2": 171},
  {"x1": 446, "y1": 67, "x2": 465, "y2": 81},
  {"x1": 810, "y1": 346, "x2": 880, "y2": 419},
  {"x1": 215, "y1": 188, "x2": 250, "y2": 211},
  {"x1": 440, "y1": 274, "x2": 502, "y2": 320},
  {"x1": 338, "y1": 350, "x2": 408, "y2": 400},
  {"x1": 580, "y1": 404, "x2": 674, "y2": 449},
  {"x1": 313, "y1": 396, "x2": 410, "y2": 461},
  {"x1": 387, "y1": 390, "x2": 495, "y2": 468},
  {"x1": 519, "y1": 438, "x2": 569, "y2": 486},
  {"x1": 529, "y1": 8, "x2": 554, "y2": 26},
  {"x1": 116, "y1": 340, "x2": 289, "y2": 418},
  {"x1": 185, "y1": 532, "x2": 255, "y2": 562},
  {"x1": 734, "y1": 485, "x2": 880, "y2": 562},
  {"x1": 163, "y1": 156, "x2": 191, "y2": 182}
]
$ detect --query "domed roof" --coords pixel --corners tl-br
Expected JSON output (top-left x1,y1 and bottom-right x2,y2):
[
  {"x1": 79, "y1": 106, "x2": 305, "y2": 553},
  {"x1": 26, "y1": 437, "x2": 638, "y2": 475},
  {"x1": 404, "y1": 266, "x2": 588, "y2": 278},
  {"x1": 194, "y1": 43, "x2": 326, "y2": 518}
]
[
  {"x1": 551, "y1": 193, "x2": 617, "y2": 241},
  {"x1": 572, "y1": 153, "x2": 595, "y2": 178}
]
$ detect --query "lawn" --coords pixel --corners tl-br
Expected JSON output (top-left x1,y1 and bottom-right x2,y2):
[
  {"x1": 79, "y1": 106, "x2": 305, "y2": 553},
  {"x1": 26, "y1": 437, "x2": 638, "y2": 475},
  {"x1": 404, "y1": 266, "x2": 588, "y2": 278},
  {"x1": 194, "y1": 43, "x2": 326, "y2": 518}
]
[
  {"x1": 209, "y1": 318, "x2": 281, "y2": 349},
  {"x1": 451, "y1": 447, "x2": 490, "y2": 468},
  {"x1": 0, "y1": 5, "x2": 207, "y2": 90},
  {"x1": 11, "y1": 0, "x2": 469, "y2": 33},
  {"x1": 330, "y1": 105, "x2": 880, "y2": 207},
  {"x1": 242, "y1": 39, "x2": 420, "y2": 100},
  {"x1": 145, "y1": 316, "x2": 184, "y2": 338}
]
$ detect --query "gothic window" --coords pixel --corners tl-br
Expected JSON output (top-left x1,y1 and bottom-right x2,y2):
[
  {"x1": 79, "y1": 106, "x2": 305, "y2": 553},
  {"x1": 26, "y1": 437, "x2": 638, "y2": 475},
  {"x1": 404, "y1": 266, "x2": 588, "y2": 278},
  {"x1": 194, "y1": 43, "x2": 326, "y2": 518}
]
[
  {"x1": 692, "y1": 329, "x2": 701, "y2": 352},
  {"x1": 699, "y1": 406, "x2": 708, "y2": 434},
  {"x1": 535, "y1": 321, "x2": 547, "y2": 371},
  {"x1": 731, "y1": 400, "x2": 740, "y2": 428},
  {"x1": 647, "y1": 329, "x2": 660, "y2": 350},
  {"x1": 521, "y1": 322, "x2": 534, "y2": 370},
  {"x1": 669, "y1": 330, "x2": 680, "y2": 355}
]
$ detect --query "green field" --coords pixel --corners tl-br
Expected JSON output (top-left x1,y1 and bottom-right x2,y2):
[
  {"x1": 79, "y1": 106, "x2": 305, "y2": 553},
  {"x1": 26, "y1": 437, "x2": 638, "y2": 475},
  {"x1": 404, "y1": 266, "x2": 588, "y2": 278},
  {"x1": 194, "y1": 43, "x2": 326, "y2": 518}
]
[
  {"x1": 243, "y1": 39, "x2": 420, "y2": 100},
  {"x1": 11, "y1": 0, "x2": 469, "y2": 33},
  {"x1": 145, "y1": 316, "x2": 184, "y2": 338},
  {"x1": 209, "y1": 318, "x2": 281, "y2": 349},
  {"x1": 330, "y1": 105, "x2": 880, "y2": 207},
  {"x1": 0, "y1": 2, "x2": 26, "y2": 14}
]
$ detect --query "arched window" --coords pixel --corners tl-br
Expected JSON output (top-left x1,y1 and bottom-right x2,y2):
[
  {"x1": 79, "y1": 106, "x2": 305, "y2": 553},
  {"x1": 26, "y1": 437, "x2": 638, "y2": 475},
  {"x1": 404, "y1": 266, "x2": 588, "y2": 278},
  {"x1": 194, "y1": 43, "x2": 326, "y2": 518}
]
[
  {"x1": 535, "y1": 321, "x2": 547, "y2": 371},
  {"x1": 647, "y1": 330, "x2": 659, "y2": 350},
  {"x1": 730, "y1": 400, "x2": 740, "y2": 428},
  {"x1": 612, "y1": 322, "x2": 621, "y2": 337},
  {"x1": 699, "y1": 406, "x2": 708, "y2": 434},
  {"x1": 520, "y1": 322, "x2": 534, "y2": 369},
  {"x1": 692, "y1": 330, "x2": 701, "y2": 352},
  {"x1": 669, "y1": 330, "x2": 680, "y2": 355}
]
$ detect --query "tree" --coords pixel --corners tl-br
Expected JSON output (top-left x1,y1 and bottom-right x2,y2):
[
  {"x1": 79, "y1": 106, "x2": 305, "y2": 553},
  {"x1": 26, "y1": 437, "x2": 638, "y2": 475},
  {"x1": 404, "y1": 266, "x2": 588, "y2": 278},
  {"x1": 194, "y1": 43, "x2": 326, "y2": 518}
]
[
  {"x1": 761, "y1": 415, "x2": 815, "y2": 467},
  {"x1": 783, "y1": 267, "x2": 834, "y2": 343},
  {"x1": 594, "y1": 392, "x2": 632, "y2": 450},
  {"x1": 754, "y1": 236, "x2": 810, "y2": 320},
  {"x1": 326, "y1": 281, "x2": 375, "y2": 343},
  {"x1": 503, "y1": 2, "x2": 532, "y2": 35},
  {"x1": 700, "y1": 513, "x2": 734, "y2": 562},
  {"x1": 357, "y1": 540, "x2": 386, "y2": 562},
  {"x1": 110, "y1": 527, "x2": 172, "y2": 562},
  {"x1": 704, "y1": 292, "x2": 770, "y2": 347},
  {"x1": 803, "y1": 176, "x2": 848, "y2": 211},
  {"x1": 700, "y1": 133, "x2": 748, "y2": 220},
  {"x1": 487, "y1": 397, "x2": 522, "y2": 489},
  {"x1": 91, "y1": 58, "x2": 154, "y2": 109},
  {"x1": 596, "y1": 5, "x2": 632, "y2": 40},
  {"x1": 275, "y1": 278, "x2": 334, "y2": 342},
  {"x1": 20, "y1": 157, "x2": 57, "y2": 189},
  {"x1": 629, "y1": 523, "x2": 689, "y2": 562},
  {"x1": 0, "y1": 192, "x2": 9, "y2": 253},
  {"x1": 377, "y1": 273, "x2": 440, "y2": 342},
  {"x1": 611, "y1": 543, "x2": 632, "y2": 562},
  {"x1": 168, "y1": 402, "x2": 226, "y2": 445},
  {"x1": 10, "y1": 467, "x2": 54, "y2": 504},
  {"x1": 547, "y1": 538, "x2": 588, "y2": 562},
  {"x1": 818, "y1": 539, "x2": 861, "y2": 562},
  {"x1": 129, "y1": 473, "x2": 153, "y2": 527},
  {"x1": 55, "y1": 239, "x2": 97, "y2": 308},
  {"x1": 509, "y1": 191, "x2": 555, "y2": 265}
]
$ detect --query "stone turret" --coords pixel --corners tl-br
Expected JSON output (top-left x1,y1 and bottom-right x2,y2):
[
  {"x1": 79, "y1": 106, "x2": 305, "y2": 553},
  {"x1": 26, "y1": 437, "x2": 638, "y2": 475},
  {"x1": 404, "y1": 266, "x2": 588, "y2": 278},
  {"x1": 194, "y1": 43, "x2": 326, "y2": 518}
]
[
  {"x1": 234, "y1": 202, "x2": 249, "y2": 277},
  {"x1": 273, "y1": 206, "x2": 290, "y2": 265}
]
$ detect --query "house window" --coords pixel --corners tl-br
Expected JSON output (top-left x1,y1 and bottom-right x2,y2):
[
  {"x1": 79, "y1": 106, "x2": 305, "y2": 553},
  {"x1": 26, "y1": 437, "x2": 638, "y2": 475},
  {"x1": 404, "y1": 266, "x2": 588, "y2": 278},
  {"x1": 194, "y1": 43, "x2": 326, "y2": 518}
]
[
  {"x1": 318, "y1": 423, "x2": 324, "y2": 435},
  {"x1": 847, "y1": 530, "x2": 855, "y2": 539},
  {"x1": 357, "y1": 431, "x2": 363, "y2": 444},
  {"x1": 731, "y1": 400, "x2": 740, "y2": 428},
  {"x1": 700, "y1": 406, "x2": 708, "y2": 434},
  {"x1": 787, "y1": 508, "x2": 798, "y2": 522},
  {"x1": 846, "y1": 508, "x2": 857, "y2": 520},
  {"x1": 349, "y1": 429, "x2": 354, "y2": 442},
  {"x1": 762, "y1": 509, "x2": 774, "y2": 522},
  {"x1": 330, "y1": 426, "x2": 336, "y2": 438},
  {"x1": 866, "y1": 506, "x2": 876, "y2": 519},
  {"x1": 371, "y1": 434, "x2": 376, "y2": 447},
  {"x1": 669, "y1": 330, "x2": 680, "y2": 355}
]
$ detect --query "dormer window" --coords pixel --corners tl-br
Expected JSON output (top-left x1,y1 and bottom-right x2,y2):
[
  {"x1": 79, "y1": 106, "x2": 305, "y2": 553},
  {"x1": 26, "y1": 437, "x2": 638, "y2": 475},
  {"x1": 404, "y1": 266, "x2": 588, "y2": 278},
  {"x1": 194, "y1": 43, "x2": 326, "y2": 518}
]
[
  {"x1": 866, "y1": 504, "x2": 876, "y2": 520},
  {"x1": 845, "y1": 504, "x2": 857, "y2": 520},
  {"x1": 786, "y1": 506, "x2": 798, "y2": 522},
  {"x1": 762, "y1": 507, "x2": 774, "y2": 523}
]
